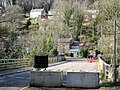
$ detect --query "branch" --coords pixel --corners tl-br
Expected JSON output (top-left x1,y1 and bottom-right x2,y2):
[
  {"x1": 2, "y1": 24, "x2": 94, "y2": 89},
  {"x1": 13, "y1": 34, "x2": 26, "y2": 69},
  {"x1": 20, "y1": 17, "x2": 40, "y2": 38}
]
[{"x1": 116, "y1": 24, "x2": 120, "y2": 29}]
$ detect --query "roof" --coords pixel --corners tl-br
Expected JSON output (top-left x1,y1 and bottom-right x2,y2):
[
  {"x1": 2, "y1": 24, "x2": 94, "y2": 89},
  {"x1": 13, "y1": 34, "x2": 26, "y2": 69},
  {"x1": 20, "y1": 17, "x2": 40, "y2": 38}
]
[
  {"x1": 84, "y1": 10, "x2": 99, "y2": 19},
  {"x1": 31, "y1": 9, "x2": 44, "y2": 12},
  {"x1": 71, "y1": 41, "x2": 84, "y2": 46},
  {"x1": 84, "y1": 10, "x2": 99, "y2": 15},
  {"x1": 70, "y1": 49, "x2": 80, "y2": 51}
]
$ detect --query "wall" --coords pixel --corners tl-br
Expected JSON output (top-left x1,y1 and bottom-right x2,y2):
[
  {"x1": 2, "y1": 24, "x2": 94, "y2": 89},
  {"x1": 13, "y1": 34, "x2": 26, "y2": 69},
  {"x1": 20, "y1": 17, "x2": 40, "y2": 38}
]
[
  {"x1": 30, "y1": 12, "x2": 42, "y2": 18},
  {"x1": 30, "y1": 71, "x2": 100, "y2": 88},
  {"x1": 66, "y1": 72, "x2": 99, "y2": 88},
  {"x1": 30, "y1": 71, "x2": 63, "y2": 87}
]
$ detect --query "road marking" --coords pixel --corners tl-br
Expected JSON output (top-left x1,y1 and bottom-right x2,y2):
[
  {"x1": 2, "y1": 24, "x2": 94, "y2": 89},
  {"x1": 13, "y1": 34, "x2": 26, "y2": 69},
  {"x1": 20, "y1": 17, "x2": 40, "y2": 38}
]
[{"x1": 19, "y1": 86, "x2": 28, "y2": 90}]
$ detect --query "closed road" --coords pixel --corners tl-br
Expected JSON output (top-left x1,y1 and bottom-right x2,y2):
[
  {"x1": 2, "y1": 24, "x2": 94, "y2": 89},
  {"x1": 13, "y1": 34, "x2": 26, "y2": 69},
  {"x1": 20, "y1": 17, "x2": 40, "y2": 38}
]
[{"x1": 0, "y1": 58, "x2": 98, "y2": 90}]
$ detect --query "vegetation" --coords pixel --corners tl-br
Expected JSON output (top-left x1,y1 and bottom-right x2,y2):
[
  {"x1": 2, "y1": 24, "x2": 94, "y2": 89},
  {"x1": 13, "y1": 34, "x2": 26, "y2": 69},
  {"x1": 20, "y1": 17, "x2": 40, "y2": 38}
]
[
  {"x1": 100, "y1": 87, "x2": 120, "y2": 90},
  {"x1": 0, "y1": 0, "x2": 120, "y2": 66},
  {"x1": 0, "y1": 0, "x2": 54, "y2": 13},
  {"x1": 80, "y1": 47, "x2": 88, "y2": 58},
  {"x1": 3, "y1": 32, "x2": 22, "y2": 59},
  {"x1": 90, "y1": 0, "x2": 120, "y2": 64},
  {"x1": 0, "y1": 25, "x2": 9, "y2": 38},
  {"x1": 49, "y1": 48, "x2": 58, "y2": 56},
  {"x1": 0, "y1": 0, "x2": 120, "y2": 84}
]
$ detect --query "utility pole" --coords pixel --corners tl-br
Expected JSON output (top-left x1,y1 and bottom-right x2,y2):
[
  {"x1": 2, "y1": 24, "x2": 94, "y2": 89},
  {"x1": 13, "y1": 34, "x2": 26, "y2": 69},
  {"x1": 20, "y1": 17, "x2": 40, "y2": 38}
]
[{"x1": 113, "y1": 16, "x2": 117, "y2": 83}]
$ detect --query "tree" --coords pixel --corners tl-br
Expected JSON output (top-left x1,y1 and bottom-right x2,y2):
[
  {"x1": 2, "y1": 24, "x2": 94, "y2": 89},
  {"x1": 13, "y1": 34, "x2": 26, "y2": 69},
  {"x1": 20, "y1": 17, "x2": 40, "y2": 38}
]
[
  {"x1": 0, "y1": 5, "x2": 23, "y2": 32},
  {"x1": 0, "y1": 25, "x2": 9, "y2": 38},
  {"x1": 90, "y1": 0, "x2": 120, "y2": 64},
  {"x1": 3, "y1": 31, "x2": 22, "y2": 59},
  {"x1": 52, "y1": 0, "x2": 86, "y2": 38}
]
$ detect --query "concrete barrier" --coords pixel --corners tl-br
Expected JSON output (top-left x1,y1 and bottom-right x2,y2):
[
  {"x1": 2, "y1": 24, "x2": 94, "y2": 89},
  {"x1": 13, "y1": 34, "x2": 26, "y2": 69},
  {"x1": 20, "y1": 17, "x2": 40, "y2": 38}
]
[
  {"x1": 66, "y1": 72, "x2": 99, "y2": 88},
  {"x1": 30, "y1": 71, "x2": 63, "y2": 87}
]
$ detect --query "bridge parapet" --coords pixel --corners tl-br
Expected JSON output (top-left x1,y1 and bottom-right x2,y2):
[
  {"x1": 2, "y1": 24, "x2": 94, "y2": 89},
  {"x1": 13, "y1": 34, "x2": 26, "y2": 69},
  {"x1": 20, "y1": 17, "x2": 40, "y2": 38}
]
[
  {"x1": 0, "y1": 56, "x2": 64, "y2": 70},
  {"x1": 0, "y1": 58, "x2": 33, "y2": 70}
]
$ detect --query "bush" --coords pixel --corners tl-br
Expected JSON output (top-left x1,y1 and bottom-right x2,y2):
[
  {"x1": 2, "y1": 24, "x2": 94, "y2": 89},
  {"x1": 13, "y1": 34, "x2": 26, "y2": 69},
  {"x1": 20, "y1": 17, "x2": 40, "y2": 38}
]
[
  {"x1": 78, "y1": 56, "x2": 84, "y2": 58},
  {"x1": 49, "y1": 48, "x2": 58, "y2": 56},
  {"x1": 65, "y1": 52, "x2": 69, "y2": 56},
  {"x1": 69, "y1": 53, "x2": 73, "y2": 57},
  {"x1": 80, "y1": 47, "x2": 88, "y2": 58}
]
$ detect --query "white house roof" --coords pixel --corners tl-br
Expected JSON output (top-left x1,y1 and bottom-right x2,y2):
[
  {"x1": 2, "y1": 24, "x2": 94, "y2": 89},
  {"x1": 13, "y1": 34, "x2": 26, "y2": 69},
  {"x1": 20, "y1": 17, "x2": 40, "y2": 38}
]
[
  {"x1": 31, "y1": 9, "x2": 44, "y2": 12},
  {"x1": 70, "y1": 49, "x2": 80, "y2": 52}
]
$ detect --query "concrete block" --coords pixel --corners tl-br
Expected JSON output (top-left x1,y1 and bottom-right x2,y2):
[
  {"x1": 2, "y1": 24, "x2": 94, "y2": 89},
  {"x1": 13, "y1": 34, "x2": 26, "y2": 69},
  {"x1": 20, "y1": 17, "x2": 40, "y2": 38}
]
[
  {"x1": 30, "y1": 71, "x2": 63, "y2": 87},
  {"x1": 66, "y1": 72, "x2": 99, "y2": 88}
]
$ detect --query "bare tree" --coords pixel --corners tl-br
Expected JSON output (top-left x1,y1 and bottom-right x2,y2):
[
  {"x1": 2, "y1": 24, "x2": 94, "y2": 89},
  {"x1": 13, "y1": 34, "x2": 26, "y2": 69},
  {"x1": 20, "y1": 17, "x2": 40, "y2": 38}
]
[
  {"x1": 0, "y1": 5, "x2": 23, "y2": 32},
  {"x1": 91, "y1": 0, "x2": 120, "y2": 64}
]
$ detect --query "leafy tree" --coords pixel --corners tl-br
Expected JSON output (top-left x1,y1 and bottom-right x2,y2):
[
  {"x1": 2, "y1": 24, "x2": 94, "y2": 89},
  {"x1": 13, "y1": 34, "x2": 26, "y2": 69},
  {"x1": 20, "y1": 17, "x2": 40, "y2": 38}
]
[
  {"x1": 0, "y1": 25, "x2": 9, "y2": 38},
  {"x1": 25, "y1": 28, "x2": 54, "y2": 57},
  {"x1": 3, "y1": 32, "x2": 22, "y2": 59}
]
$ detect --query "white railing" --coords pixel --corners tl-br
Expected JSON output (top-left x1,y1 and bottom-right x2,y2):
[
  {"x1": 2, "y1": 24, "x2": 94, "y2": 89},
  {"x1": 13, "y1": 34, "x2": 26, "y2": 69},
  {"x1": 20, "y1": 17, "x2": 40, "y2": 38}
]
[
  {"x1": 98, "y1": 57, "x2": 111, "y2": 80},
  {"x1": 104, "y1": 62, "x2": 111, "y2": 80}
]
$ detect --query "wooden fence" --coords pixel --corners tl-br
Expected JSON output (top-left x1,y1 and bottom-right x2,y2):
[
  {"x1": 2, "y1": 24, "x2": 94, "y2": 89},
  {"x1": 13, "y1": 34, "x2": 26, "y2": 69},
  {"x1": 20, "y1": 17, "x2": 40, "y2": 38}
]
[
  {"x1": 0, "y1": 56, "x2": 64, "y2": 70},
  {"x1": 0, "y1": 58, "x2": 33, "y2": 70}
]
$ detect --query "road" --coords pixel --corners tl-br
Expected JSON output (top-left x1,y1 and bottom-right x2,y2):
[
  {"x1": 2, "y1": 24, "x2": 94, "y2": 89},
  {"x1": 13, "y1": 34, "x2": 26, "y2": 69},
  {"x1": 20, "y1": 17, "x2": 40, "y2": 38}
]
[
  {"x1": 0, "y1": 71, "x2": 30, "y2": 90},
  {"x1": 0, "y1": 58, "x2": 98, "y2": 90},
  {"x1": 47, "y1": 58, "x2": 98, "y2": 72}
]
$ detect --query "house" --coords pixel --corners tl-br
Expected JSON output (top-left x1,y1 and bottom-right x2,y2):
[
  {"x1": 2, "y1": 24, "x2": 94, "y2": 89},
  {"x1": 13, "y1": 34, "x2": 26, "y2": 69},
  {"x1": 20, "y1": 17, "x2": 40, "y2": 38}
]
[
  {"x1": 82, "y1": 10, "x2": 99, "y2": 26},
  {"x1": 30, "y1": 9, "x2": 45, "y2": 18},
  {"x1": 69, "y1": 49, "x2": 80, "y2": 57},
  {"x1": 70, "y1": 41, "x2": 84, "y2": 49},
  {"x1": 84, "y1": 10, "x2": 99, "y2": 19},
  {"x1": 69, "y1": 41, "x2": 84, "y2": 57}
]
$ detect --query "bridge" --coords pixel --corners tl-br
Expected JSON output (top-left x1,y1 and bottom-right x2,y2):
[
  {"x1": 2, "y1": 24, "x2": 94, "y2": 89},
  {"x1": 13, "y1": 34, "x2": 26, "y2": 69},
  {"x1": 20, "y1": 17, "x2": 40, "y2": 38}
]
[{"x1": 0, "y1": 57, "x2": 99, "y2": 90}]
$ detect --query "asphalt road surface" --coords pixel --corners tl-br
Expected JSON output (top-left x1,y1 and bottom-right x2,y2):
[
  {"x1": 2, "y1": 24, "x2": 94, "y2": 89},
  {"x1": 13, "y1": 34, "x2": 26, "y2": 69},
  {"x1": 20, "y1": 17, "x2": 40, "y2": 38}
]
[
  {"x1": 0, "y1": 71, "x2": 30, "y2": 90},
  {"x1": 47, "y1": 58, "x2": 98, "y2": 72},
  {"x1": 0, "y1": 58, "x2": 98, "y2": 90}
]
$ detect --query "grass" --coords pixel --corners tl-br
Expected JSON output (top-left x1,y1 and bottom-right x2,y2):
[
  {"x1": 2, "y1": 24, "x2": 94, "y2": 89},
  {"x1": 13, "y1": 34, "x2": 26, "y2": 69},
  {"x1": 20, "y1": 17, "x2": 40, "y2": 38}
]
[
  {"x1": 21, "y1": 29, "x2": 29, "y2": 33},
  {"x1": 20, "y1": 20, "x2": 27, "y2": 24},
  {"x1": 20, "y1": 19, "x2": 37, "y2": 25},
  {"x1": 99, "y1": 87, "x2": 120, "y2": 90},
  {"x1": 78, "y1": 56, "x2": 84, "y2": 59},
  {"x1": 30, "y1": 19, "x2": 37, "y2": 24}
]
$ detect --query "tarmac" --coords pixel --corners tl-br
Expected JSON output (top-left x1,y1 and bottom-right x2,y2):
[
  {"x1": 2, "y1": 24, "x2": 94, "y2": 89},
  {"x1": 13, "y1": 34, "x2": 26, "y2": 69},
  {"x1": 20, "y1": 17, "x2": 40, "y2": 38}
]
[{"x1": 0, "y1": 61, "x2": 67, "y2": 77}]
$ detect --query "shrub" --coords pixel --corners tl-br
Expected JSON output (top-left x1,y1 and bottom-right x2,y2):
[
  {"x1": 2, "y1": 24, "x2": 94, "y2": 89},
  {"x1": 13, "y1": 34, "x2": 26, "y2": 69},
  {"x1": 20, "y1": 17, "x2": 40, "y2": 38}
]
[
  {"x1": 49, "y1": 48, "x2": 58, "y2": 56},
  {"x1": 65, "y1": 52, "x2": 69, "y2": 56},
  {"x1": 69, "y1": 53, "x2": 73, "y2": 57},
  {"x1": 80, "y1": 47, "x2": 88, "y2": 58}
]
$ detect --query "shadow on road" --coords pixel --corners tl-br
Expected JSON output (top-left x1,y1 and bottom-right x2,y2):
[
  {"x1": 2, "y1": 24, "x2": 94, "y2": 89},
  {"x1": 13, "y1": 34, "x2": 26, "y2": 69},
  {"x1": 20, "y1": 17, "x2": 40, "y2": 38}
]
[{"x1": 0, "y1": 71, "x2": 30, "y2": 87}]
